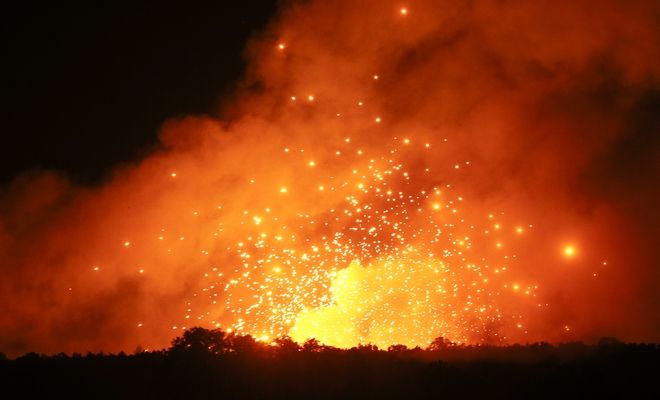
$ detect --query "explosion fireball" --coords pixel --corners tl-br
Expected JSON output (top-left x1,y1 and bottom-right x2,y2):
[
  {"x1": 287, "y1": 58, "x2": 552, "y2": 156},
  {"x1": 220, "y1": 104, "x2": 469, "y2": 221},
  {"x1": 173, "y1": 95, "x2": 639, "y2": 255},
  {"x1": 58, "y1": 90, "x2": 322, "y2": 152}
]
[{"x1": 194, "y1": 135, "x2": 541, "y2": 348}]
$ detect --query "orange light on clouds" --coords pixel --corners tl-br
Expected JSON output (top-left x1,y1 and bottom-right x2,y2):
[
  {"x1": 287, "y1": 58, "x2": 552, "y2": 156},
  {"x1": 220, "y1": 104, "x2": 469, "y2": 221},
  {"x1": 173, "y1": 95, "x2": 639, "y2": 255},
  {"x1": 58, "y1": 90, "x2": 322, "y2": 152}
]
[{"x1": 1, "y1": 0, "x2": 654, "y2": 356}]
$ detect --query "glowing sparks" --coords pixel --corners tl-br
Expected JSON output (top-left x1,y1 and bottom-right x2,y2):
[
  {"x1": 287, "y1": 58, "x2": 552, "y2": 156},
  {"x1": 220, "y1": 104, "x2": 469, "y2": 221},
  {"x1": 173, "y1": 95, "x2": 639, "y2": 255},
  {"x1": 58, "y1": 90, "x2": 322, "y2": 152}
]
[
  {"x1": 10, "y1": 0, "x2": 634, "y2": 357},
  {"x1": 167, "y1": 134, "x2": 548, "y2": 348}
]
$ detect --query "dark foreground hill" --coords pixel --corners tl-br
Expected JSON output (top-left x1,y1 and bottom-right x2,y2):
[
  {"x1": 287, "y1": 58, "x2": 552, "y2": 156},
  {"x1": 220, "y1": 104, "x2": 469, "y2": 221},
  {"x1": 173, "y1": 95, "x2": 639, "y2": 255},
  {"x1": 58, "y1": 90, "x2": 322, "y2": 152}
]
[{"x1": 1, "y1": 328, "x2": 658, "y2": 399}]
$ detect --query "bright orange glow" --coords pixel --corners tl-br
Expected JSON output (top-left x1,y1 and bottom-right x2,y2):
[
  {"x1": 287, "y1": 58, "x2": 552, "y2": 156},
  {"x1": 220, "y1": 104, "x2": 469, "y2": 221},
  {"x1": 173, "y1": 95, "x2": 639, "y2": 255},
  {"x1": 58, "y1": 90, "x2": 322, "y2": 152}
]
[
  {"x1": 1, "y1": 0, "x2": 656, "y2": 357},
  {"x1": 563, "y1": 245, "x2": 577, "y2": 258},
  {"x1": 166, "y1": 133, "x2": 546, "y2": 348}
]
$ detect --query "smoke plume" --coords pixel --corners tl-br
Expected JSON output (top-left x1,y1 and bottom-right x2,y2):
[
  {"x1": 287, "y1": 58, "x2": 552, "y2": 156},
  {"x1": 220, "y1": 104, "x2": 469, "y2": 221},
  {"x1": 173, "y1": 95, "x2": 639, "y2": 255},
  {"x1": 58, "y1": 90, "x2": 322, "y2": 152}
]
[{"x1": 1, "y1": 0, "x2": 659, "y2": 356}]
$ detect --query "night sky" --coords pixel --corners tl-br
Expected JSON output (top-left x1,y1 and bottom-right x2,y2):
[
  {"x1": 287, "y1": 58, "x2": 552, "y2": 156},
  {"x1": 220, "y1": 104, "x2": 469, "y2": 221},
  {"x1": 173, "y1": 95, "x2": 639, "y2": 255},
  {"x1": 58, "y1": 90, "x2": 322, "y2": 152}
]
[
  {"x1": 2, "y1": 1, "x2": 278, "y2": 183},
  {"x1": 1, "y1": 1, "x2": 658, "y2": 356}
]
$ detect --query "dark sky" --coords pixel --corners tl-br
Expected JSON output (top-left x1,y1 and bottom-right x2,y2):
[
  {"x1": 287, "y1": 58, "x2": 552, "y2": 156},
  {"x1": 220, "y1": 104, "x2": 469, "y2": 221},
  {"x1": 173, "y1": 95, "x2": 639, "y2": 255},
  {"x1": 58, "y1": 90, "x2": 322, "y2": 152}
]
[{"x1": 2, "y1": 1, "x2": 278, "y2": 184}]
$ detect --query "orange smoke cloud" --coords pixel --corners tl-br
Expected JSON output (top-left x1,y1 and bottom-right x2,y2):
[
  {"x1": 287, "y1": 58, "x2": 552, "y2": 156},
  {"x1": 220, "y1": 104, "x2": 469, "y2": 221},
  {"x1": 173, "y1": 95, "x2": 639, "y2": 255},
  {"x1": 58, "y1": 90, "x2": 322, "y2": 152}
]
[{"x1": 1, "y1": 0, "x2": 659, "y2": 356}]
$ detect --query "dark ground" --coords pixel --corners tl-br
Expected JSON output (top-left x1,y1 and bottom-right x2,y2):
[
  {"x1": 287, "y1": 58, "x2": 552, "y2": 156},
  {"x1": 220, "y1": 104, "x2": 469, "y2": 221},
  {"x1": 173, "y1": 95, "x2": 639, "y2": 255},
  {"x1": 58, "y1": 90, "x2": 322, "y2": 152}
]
[{"x1": 1, "y1": 328, "x2": 658, "y2": 399}]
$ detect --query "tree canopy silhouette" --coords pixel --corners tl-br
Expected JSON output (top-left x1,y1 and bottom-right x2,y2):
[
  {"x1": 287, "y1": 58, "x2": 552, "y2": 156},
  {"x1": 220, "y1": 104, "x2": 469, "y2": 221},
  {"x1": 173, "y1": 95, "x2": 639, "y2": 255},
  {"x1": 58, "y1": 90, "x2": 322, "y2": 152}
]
[
  {"x1": 1, "y1": 329, "x2": 658, "y2": 399},
  {"x1": 170, "y1": 327, "x2": 227, "y2": 355}
]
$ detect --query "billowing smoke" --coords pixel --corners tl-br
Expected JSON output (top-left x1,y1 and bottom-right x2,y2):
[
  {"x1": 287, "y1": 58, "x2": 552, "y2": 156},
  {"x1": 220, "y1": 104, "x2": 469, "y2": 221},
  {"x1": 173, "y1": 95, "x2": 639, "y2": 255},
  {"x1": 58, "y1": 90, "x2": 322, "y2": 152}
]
[{"x1": 1, "y1": 0, "x2": 658, "y2": 356}]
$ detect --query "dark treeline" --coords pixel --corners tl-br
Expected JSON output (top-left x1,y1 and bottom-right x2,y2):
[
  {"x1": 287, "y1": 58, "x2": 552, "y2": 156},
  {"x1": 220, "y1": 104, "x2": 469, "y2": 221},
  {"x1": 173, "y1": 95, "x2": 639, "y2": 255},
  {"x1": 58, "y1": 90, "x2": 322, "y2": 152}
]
[{"x1": 1, "y1": 328, "x2": 658, "y2": 399}]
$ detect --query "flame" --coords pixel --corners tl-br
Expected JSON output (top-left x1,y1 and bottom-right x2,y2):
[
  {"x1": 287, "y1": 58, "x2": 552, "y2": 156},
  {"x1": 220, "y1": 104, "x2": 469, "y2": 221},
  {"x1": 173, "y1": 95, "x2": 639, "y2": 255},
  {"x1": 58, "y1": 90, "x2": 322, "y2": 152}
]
[
  {"x1": 189, "y1": 136, "x2": 538, "y2": 347},
  {"x1": 290, "y1": 257, "x2": 495, "y2": 348}
]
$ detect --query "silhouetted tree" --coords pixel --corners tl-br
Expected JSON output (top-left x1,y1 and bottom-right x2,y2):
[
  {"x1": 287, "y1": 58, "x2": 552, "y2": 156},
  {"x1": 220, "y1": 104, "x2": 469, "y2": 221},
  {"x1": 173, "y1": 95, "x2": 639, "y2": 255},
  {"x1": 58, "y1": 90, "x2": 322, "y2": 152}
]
[
  {"x1": 428, "y1": 336, "x2": 454, "y2": 351},
  {"x1": 16, "y1": 352, "x2": 41, "y2": 362},
  {"x1": 226, "y1": 333, "x2": 264, "y2": 354},
  {"x1": 170, "y1": 327, "x2": 227, "y2": 355},
  {"x1": 2, "y1": 333, "x2": 658, "y2": 399},
  {"x1": 273, "y1": 335, "x2": 301, "y2": 354},
  {"x1": 357, "y1": 343, "x2": 379, "y2": 353},
  {"x1": 387, "y1": 344, "x2": 408, "y2": 352},
  {"x1": 302, "y1": 338, "x2": 322, "y2": 352}
]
